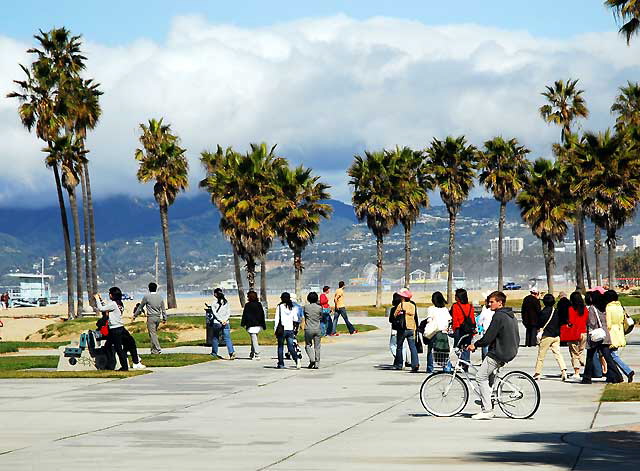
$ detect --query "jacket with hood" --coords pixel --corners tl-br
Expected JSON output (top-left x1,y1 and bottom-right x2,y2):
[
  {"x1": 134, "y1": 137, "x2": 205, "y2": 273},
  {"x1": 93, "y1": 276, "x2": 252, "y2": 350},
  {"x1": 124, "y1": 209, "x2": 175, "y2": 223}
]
[{"x1": 474, "y1": 307, "x2": 520, "y2": 364}]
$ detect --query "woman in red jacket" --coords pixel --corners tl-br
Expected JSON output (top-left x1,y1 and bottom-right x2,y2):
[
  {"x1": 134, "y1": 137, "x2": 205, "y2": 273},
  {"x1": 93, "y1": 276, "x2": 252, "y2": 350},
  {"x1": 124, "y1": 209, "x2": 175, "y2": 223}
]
[
  {"x1": 449, "y1": 288, "x2": 475, "y2": 371},
  {"x1": 560, "y1": 291, "x2": 588, "y2": 377}
]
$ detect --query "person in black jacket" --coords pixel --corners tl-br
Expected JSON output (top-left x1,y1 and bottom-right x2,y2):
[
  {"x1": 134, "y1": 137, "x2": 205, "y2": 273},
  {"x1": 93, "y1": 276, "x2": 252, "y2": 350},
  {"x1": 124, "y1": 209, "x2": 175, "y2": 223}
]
[
  {"x1": 467, "y1": 291, "x2": 519, "y2": 420},
  {"x1": 555, "y1": 292, "x2": 570, "y2": 326},
  {"x1": 241, "y1": 290, "x2": 267, "y2": 360},
  {"x1": 533, "y1": 294, "x2": 568, "y2": 381},
  {"x1": 521, "y1": 289, "x2": 542, "y2": 346}
]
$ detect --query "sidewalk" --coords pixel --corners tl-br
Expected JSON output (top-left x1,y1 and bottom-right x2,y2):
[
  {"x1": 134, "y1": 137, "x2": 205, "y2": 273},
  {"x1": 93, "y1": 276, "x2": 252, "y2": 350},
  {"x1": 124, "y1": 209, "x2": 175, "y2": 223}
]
[{"x1": 0, "y1": 317, "x2": 638, "y2": 470}]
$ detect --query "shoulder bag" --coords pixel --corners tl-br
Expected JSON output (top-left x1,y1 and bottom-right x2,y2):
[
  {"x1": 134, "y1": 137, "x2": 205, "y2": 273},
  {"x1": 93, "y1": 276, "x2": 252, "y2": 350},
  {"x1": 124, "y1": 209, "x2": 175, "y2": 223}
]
[
  {"x1": 275, "y1": 306, "x2": 285, "y2": 337},
  {"x1": 589, "y1": 309, "x2": 606, "y2": 343},
  {"x1": 392, "y1": 302, "x2": 407, "y2": 331},
  {"x1": 623, "y1": 307, "x2": 635, "y2": 335}
]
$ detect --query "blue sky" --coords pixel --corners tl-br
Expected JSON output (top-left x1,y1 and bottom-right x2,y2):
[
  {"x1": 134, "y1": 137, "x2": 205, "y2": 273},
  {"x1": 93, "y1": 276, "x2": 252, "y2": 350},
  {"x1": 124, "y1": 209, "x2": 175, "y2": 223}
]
[
  {"x1": 1, "y1": 1, "x2": 637, "y2": 207},
  {"x1": 1, "y1": 1, "x2": 620, "y2": 44}
]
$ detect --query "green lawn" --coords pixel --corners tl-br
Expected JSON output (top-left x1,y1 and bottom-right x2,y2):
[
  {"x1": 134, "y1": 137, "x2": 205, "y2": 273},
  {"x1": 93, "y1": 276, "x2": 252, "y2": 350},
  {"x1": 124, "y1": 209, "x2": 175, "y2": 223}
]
[
  {"x1": 619, "y1": 294, "x2": 640, "y2": 307},
  {"x1": 601, "y1": 383, "x2": 640, "y2": 402},
  {"x1": 0, "y1": 341, "x2": 68, "y2": 354}
]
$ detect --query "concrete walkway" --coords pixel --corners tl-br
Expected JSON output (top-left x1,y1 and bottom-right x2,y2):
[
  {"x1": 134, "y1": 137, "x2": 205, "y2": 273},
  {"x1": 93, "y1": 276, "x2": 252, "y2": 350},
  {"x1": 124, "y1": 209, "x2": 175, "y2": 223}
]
[{"x1": 0, "y1": 317, "x2": 638, "y2": 470}]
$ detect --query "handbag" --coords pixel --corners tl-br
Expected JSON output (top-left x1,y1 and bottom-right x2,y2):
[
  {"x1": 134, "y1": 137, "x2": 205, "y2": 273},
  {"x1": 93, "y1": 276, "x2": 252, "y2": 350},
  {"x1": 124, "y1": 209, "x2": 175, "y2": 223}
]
[
  {"x1": 623, "y1": 308, "x2": 635, "y2": 335},
  {"x1": 415, "y1": 333, "x2": 424, "y2": 354},
  {"x1": 392, "y1": 303, "x2": 407, "y2": 331},
  {"x1": 589, "y1": 308, "x2": 606, "y2": 343},
  {"x1": 275, "y1": 306, "x2": 284, "y2": 337},
  {"x1": 432, "y1": 332, "x2": 450, "y2": 352},
  {"x1": 537, "y1": 309, "x2": 555, "y2": 342}
]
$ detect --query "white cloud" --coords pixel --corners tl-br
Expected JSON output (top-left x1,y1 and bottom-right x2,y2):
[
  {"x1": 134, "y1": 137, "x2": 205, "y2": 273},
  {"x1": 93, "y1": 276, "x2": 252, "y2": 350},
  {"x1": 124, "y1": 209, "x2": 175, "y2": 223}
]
[{"x1": 1, "y1": 14, "x2": 640, "y2": 207}]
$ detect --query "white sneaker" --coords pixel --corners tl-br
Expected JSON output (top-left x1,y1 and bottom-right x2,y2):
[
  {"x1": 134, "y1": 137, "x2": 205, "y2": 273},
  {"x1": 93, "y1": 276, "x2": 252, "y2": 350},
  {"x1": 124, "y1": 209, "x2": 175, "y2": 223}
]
[
  {"x1": 471, "y1": 410, "x2": 495, "y2": 420},
  {"x1": 295, "y1": 359, "x2": 301, "y2": 369},
  {"x1": 132, "y1": 362, "x2": 146, "y2": 370}
]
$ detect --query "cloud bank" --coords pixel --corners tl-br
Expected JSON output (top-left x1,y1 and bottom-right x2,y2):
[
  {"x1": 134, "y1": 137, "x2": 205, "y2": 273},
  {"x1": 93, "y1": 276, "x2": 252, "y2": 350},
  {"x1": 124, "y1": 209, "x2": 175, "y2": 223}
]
[{"x1": 1, "y1": 14, "x2": 640, "y2": 207}]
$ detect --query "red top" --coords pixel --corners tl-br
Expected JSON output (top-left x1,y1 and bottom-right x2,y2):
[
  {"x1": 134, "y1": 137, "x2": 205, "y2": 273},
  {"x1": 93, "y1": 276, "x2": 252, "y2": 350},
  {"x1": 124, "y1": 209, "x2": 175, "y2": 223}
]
[
  {"x1": 560, "y1": 306, "x2": 588, "y2": 342},
  {"x1": 451, "y1": 302, "x2": 475, "y2": 331},
  {"x1": 319, "y1": 293, "x2": 330, "y2": 309}
]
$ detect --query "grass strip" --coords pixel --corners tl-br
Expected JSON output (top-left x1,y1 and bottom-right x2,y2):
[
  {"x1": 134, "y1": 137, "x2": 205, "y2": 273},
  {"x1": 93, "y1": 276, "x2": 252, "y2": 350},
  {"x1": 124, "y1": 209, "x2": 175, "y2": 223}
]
[
  {"x1": 139, "y1": 353, "x2": 214, "y2": 367},
  {"x1": 601, "y1": 383, "x2": 640, "y2": 402},
  {"x1": 0, "y1": 370, "x2": 149, "y2": 379}
]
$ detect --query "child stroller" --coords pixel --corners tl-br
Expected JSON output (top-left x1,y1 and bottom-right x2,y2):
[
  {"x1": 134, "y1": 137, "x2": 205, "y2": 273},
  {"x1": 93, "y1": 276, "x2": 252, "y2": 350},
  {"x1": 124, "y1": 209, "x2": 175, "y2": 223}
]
[{"x1": 284, "y1": 323, "x2": 303, "y2": 361}]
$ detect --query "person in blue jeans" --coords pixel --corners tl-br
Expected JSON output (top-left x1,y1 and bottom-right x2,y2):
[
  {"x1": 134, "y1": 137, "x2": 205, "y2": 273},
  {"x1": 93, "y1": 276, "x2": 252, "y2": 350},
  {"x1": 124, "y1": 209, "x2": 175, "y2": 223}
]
[
  {"x1": 392, "y1": 288, "x2": 420, "y2": 372},
  {"x1": 210, "y1": 288, "x2": 236, "y2": 360},
  {"x1": 274, "y1": 292, "x2": 301, "y2": 369},
  {"x1": 333, "y1": 281, "x2": 357, "y2": 335}
]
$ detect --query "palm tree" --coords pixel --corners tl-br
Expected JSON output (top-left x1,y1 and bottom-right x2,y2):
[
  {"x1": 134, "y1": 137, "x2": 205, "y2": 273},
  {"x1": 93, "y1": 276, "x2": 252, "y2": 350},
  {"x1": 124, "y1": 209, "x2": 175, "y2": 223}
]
[
  {"x1": 276, "y1": 165, "x2": 332, "y2": 300},
  {"x1": 426, "y1": 136, "x2": 478, "y2": 303},
  {"x1": 573, "y1": 129, "x2": 640, "y2": 284},
  {"x1": 606, "y1": 0, "x2": 640, "y2": 44},
  {"x1": 388, "y1": 146, "x2": 432, "y2": 288},
  {"x1": 7, "y1": 27, "x2": 88, "y2": 318},
  {"x1": 349, "y1": 150, "x2": 401, "y2": 307},
  {"x1": 611, "y1": 81, "x2": 640, "y2": 132},
  {"x1": 200, "y1": 144, "x2": 285, "y2": 291},
  {"x1": 135, "y1": 118, "x2": 188, "y2": 309},
  {"x1": 478, "y1": 137, "x2": 531, "y2": 291},
  {"x1": 541, "y1": 79, "x2": 590, "y2": 290},
  {"x1": 540, "y1": 79, "x2": 589, "y2": 145},
  {"x1": 517, "y1": 159, "x2": 571, "y2": 294}
]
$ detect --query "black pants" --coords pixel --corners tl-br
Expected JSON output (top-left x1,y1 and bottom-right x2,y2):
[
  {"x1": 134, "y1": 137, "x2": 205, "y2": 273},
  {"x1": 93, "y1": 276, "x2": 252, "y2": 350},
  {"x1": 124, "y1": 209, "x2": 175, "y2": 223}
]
[
  {"x1": 107, "y1": 327, "x2": 139, "y2": 370},
  {"x1": 524, "y1": 327, "x2": 538, "y2": 347},
  {"x1": 583, "y1": 343, "x2": 623, "y2": 383}
]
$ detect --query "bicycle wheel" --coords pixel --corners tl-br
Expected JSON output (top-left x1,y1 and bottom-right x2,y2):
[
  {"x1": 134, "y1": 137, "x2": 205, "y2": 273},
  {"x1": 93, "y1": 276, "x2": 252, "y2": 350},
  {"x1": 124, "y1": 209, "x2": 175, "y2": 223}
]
[
  {"x1": 420, "y1": 372, "x2": 469, "y2": 417},
  {"x1": 496, "y1": 370, "x2": 540, "y2": 419}
]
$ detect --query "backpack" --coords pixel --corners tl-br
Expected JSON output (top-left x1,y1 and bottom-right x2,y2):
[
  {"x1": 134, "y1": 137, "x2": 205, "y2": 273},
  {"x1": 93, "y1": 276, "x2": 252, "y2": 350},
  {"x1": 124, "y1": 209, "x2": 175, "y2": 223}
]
[{"x1": 457, "y1": 303, "x2": 475, "y2": 337}]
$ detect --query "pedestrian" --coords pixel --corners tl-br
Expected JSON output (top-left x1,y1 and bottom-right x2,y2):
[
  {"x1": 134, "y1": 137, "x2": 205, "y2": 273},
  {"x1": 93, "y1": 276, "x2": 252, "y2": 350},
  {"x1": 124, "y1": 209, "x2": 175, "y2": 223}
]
[
  {"x1": 560, "y1": 291, "x2": 588, "y2": 378},
  {"x1": 422, "y1": 291, "x2": 451, "y2": 372},
  {"x1": 133, "y1": 282, "x2": 167, "y2": 354},
  {"x1": 533, "y1": 294, "x2": 568, "y2": 381},
  {"x1": 210, "y1": 288, "x2": 236, "y2": 360},
  {"x1": 581, "y1": 290, "x2": 623, "y2": 384},
  {"x1": 604, "y1": 290, "x2": 635, "y2": 382},
  {"x1": 274, "y1": 292, "x2": 301, "y2": 369},
  {"x1": 556, "y1": 292, "x2": 570, "y2": 326},
  {"x1": 240, "y1": 290, "x2": 266, "y2": 360},
  {"x1": 475, "y1": 295, "x2": 495, "y2": 360},
  {"x1": 521, "y1": 288, "x2": 542, "y2": 347},
  {"x1": 449, "y1": 288, "x2": 475, "y2": 371},
  {"x1": 467, "y1": 291, "x2": 520, "y2": 420},
  {"x1": 392, "y1": 288, "x2": 420, "y2": 372},
  {"x1": 303, "y1": 291, "x2": 322, "y2": 369},
  {"x1": 319, "y1": 286, "x2": 334, "y2": 336},
  {"x1": 95, "y1": 287, "x2": 145, "y2": 371},
  {"x1": 389, "y1": 292, "x2": 409, "y2": 367},
  {"x1": 333, "y1": 281, "x2": 357, "y2": 335}
]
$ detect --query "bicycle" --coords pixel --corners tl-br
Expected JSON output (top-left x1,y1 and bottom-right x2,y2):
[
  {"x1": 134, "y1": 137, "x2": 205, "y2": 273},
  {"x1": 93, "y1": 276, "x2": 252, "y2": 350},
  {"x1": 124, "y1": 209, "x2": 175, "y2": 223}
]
[{"x1": 419, "y1": 334, "x2": 540, "y2": 419}]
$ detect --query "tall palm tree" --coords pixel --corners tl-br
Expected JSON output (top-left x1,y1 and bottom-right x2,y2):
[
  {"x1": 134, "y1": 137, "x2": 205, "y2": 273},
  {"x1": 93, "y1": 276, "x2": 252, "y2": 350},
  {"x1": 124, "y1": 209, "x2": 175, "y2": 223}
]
[
  {"x1": 606, "y1": 0, "x2": 640, "y2": 44},
  {"x1": 276, "y1": 165, "x2": 332, "y2": 300},
  {"x1": 517, "y1": 159, "x2": 571, "y2": 294},
  {"x1": 573, "y1": 129, "x2": 640, "y2": 284},
  {"x1": 478, "y1": 137, "x2": 531, "y2": 291},
  {"x1": 426, "y1": 136, "x2": 478, "y2": 303},
  {"x1": 541, "y1": 79, "x2": 589, "y2": 290},
  {"x1": 349, "y1": 150, "x2": 401, "y2": 308},
  {"x1": 389, "y1": 146, "x2": 432, "y2": 288},
  {"x1": 135, "y1": 118, "x2": 188, "y2": 309},
  {"x1": 611, "y1": 81, "x2": 640, "y2": 132},
  {"x1": 200, "y1": 144, "x2": 285, "y2": 291},
  {"x1": 7, "y1": 27, "x2": 88, "y2": 318}
]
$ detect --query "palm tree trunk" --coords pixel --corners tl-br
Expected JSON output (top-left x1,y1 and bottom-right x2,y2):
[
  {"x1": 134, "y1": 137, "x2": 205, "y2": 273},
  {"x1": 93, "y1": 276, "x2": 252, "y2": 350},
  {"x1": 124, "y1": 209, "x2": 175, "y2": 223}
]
[
  {"x1": 497, "y1": 201, "x2": 506, "y2": 291},
  {"x1": 246, "y1": 256, "x2": 256, "y2": 290},
  {"x1": 80, "y1": 169, "x2": 94, "y2": 308},
  {"x1": 579, "y1": 217, "x2": 591, "y2": 289},
  {"x1": 446, "y1": 207, "x2": 457, "y2": 304},
  {"x1": 260, "y1": 255, "x2": 267, "y2": 303},
  {"x1": 232, "y1": 246, "x2": 246, "y2": 306},
  {"x1": 293, "y1": 248, "x2": 303, "y2": 301},
  {"x1": 68, "y1": 188, "x2": 84, "y2": 314},
  {"x1": 594, "y1": 226, "x2": 602, "y2": 285},
  {"x1": 542, "y1": 237, "x2": 555, "y2": 294},
  {"x1": 376, "y1": 234, "x2": 383, "y2": 308},
  {"x1": 607, "y1": 226, "x2": 617, "y2": 287},
  {"x1": 53, "y1": 163, "x2": 75, "y2": 319},
  {"x1": 573, "y1": 218, "x2": 584, "y2": 292},
  {"x1": 159, "y1": 202, "x2": 177, "y2": 309},
  {"x1": 84, "y1": 163, "x2": 98, "y2": 298},
  {"x1": 403, "y1": 223, "x2": 411, "y2": 287}
]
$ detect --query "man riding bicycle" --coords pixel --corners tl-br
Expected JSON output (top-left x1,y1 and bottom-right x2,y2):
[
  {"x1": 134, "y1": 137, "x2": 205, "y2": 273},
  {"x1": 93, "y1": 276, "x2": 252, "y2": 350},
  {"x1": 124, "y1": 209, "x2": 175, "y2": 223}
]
[{"x1": 467, "y1": 291, "x2": 520, "y2": 420}]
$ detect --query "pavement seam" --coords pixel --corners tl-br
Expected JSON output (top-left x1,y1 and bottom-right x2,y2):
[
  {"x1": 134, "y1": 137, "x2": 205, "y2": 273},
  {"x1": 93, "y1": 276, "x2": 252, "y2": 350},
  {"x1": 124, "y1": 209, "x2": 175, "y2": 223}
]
[
  {"x1": 255, "y1": 393, "x2": 417, "y2": 471},
  {"x1": 565, "y1": 398, "x2": 603, "y2": 470}
]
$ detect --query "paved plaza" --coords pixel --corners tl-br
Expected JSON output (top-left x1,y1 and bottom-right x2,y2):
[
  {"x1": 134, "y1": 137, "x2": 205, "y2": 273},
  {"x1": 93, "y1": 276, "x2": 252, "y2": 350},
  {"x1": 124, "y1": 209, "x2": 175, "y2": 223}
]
[{"x1": 0, "y1": 317, "x2": 638, "y2": 470}]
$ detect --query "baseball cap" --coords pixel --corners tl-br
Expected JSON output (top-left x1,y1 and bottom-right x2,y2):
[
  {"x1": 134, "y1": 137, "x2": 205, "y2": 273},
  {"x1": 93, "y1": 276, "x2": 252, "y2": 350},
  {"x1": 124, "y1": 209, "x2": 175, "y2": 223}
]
[
  {"x1": 530, "y1": 288, "x2": 540, "y2": 294},
  {"x1": 396, "y1": 288, "x2": 413, "y2": 299},
  {"x1": 589, "y1": 286, "x2": 606, "y2": 295}
]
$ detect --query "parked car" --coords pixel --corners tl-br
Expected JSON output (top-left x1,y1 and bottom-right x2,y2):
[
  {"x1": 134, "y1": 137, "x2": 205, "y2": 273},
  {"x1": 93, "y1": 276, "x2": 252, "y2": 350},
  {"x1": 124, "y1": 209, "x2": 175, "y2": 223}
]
[
  {"x1": 122, "y1": 293, "x2": 134, "y2": 300},
  {"x1": 503, "y1": 282, "x2": 522, "y2": 290}
]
